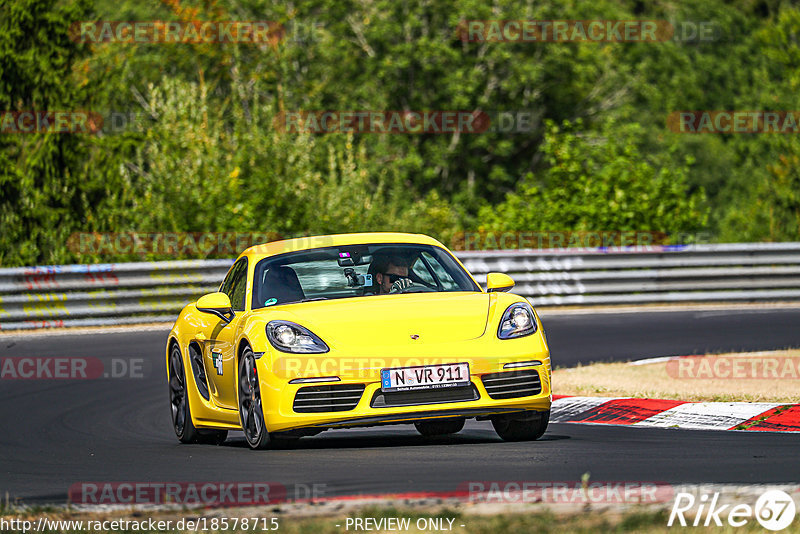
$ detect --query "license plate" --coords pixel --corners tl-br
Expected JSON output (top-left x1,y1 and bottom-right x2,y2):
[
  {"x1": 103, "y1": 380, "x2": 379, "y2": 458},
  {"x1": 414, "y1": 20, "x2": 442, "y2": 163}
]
[{"x1": 380, "y1": 362, "x2": 470, "y2": 392}]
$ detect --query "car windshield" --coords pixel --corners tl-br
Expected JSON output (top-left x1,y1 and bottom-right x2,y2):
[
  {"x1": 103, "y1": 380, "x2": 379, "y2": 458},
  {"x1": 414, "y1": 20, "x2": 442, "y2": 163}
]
[{"x1": 252, "y1": 243, "x2": 480, "y2": 309}]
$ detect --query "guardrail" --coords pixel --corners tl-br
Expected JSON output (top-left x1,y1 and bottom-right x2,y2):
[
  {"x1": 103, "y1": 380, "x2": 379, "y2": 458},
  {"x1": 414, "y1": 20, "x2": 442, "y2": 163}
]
[{"x1": 1, "y1": 243, "x2": 799, "y2": 330}]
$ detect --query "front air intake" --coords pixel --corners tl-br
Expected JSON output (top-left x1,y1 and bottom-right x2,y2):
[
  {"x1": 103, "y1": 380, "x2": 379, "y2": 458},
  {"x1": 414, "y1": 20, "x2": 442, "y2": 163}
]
[
  {"x1": 481, "y1": 369, "x2": 542, "y2": 400},
  {"x1": 293, "y1": 384, "x2": 365, "y2": 413}
]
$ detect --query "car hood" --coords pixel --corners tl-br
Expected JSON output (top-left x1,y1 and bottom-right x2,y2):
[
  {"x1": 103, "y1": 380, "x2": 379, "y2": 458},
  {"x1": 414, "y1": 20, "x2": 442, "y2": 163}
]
[{"x1": 258, "y1": 292, "x2": 491, "y2": 348}]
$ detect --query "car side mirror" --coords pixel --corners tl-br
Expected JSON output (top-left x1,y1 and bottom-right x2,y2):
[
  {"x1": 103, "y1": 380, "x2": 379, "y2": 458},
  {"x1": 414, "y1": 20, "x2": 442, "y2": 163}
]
[
  {"x1": 196, "y1": 292, "x2": 234, "y2": 323},
  {"x1": 486, "y1": 272, "x2": 515, "y2": 293}
]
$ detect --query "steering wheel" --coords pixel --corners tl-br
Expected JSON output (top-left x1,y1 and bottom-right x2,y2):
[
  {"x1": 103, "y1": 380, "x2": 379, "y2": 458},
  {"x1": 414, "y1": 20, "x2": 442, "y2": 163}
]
[{"x1": 391, "y1": 279, "x2": 436, "y2": 294}]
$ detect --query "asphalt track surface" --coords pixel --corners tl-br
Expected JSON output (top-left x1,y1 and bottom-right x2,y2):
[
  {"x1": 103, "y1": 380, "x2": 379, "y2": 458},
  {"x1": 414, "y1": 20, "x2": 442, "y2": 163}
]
[{"x1": 1, "y1": 308, "x2": 799, "y2": 503}]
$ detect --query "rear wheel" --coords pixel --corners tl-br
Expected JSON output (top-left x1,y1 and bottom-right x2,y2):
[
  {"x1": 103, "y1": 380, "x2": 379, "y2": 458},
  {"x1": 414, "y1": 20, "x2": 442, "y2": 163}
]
[
  {"x1": 169, "y1": 344, "x2": 228, "y2": 445},
  {"x1": 169, "y1": 343, "x2": 199, "y2": 443},
  {"x1": 415, "y1": 418, "x2": 465, "y2": 437},
  {"x1": 492, "y1": 410, "x2": 549, "y2": 442}
]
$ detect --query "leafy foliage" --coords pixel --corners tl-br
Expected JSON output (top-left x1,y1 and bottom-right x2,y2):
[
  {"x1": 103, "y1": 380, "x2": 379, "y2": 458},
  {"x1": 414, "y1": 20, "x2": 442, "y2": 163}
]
[
  {"x1": 0, "y1": 0, "x2": 92, "y2": 265},
  {"x1": 1, "y1": 0, "x2": 799, "y2": 265},
  {"x1": 480, "y1": 120, "x2": 707, "y2": 234}
]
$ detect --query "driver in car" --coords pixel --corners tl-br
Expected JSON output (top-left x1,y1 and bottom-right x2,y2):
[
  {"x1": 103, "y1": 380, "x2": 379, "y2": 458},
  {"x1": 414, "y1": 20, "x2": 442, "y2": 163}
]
[{"x1": 370, "y1": 254, "x2": 414, "y2": 294}]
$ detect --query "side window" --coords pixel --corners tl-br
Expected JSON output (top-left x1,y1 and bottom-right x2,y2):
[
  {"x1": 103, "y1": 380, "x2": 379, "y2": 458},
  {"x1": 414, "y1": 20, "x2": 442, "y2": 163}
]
[
  {"x1": 421, "y1": 251, "x2": 460, "y2": 290},
  {"x1": 230, "y1": 268, "x2": 248, "y2": 311},
  {"x1": 410, "y1": 256, "x2": 436, "y2": 287},
  {"x1": 219, "y1": 260, "x2": 242, "y2": 295},
  {"x1": 220, "y1": 258, "x2": 248, "y2": 311}
]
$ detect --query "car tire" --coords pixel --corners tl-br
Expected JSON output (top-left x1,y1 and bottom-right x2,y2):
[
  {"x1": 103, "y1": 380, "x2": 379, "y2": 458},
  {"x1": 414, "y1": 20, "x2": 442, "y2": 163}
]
[
  {"x1": 491, "y1": 410, "x2": 549, "y2": 442},
  {"x1": 169, "y1": 343, "x2": 201, "y2": 443},
  {"x1": 414, "y1": 418, "x2": 465, "y2": 437},
  {"x1": 239, "y1": 346, "x2": 272, "y2": 450},
  {"x1": 170, "y1": 343, "x2": 229, "y2": 445}
]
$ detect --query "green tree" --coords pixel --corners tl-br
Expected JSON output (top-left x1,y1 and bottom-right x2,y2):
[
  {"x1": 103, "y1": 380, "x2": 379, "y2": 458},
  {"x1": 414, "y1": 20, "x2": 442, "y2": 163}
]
[
  {"x1": 480, "y1": 120, "x2": 708, "y2": 236},
  {"x1": 0, "y1": 0, "x2": 93, "y2": 266}
]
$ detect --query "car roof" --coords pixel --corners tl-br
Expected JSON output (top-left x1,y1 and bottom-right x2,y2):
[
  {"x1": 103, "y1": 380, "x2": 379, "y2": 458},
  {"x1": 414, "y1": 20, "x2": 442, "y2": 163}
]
[{"x1": 240, "y1": 232, "x2": 446, "y2": 261}]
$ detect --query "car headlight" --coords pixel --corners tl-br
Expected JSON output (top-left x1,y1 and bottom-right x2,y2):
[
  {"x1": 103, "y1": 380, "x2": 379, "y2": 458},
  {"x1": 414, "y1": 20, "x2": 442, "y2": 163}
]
[
  {"x1": 266, "y1": 321, "x2": 329, "y2": 353},
  {"x1": 498, "y1": 303, "x2": 537, "y2": 339}
]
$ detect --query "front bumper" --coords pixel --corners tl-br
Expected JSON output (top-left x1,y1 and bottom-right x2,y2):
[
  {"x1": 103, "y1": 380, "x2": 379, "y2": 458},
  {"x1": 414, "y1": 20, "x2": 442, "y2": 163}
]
[{"x1": 257, "y1": 348, "x2": 552, "y2": 433}]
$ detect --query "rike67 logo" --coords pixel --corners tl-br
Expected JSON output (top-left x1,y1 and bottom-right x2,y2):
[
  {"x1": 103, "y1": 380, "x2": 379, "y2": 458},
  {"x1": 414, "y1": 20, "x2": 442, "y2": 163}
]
[{"x1": 669, "y1": 490, "x2": 796, "y2": 530}]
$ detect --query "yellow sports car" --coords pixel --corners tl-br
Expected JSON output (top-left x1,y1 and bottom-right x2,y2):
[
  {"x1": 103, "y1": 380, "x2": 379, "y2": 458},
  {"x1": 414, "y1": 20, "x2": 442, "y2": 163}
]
[{"x1": 166, "y1": 232, "x2": 552, "y2": 449}]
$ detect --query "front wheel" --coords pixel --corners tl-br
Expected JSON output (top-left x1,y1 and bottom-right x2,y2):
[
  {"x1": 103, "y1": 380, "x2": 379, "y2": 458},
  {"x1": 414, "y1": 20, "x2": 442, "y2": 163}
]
[
  {"x1": 492, "y1": 410, "x2": 549, "y2": 441},
  {"x1": 239, "y1": 347, "x2": 271, "y2": 449}
]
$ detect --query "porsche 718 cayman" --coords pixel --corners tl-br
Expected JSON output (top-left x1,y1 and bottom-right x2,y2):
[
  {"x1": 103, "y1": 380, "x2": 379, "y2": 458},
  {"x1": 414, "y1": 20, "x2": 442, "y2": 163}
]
[{"x1": 166, "y1": 233, "x2": 552, "y2": 449}]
